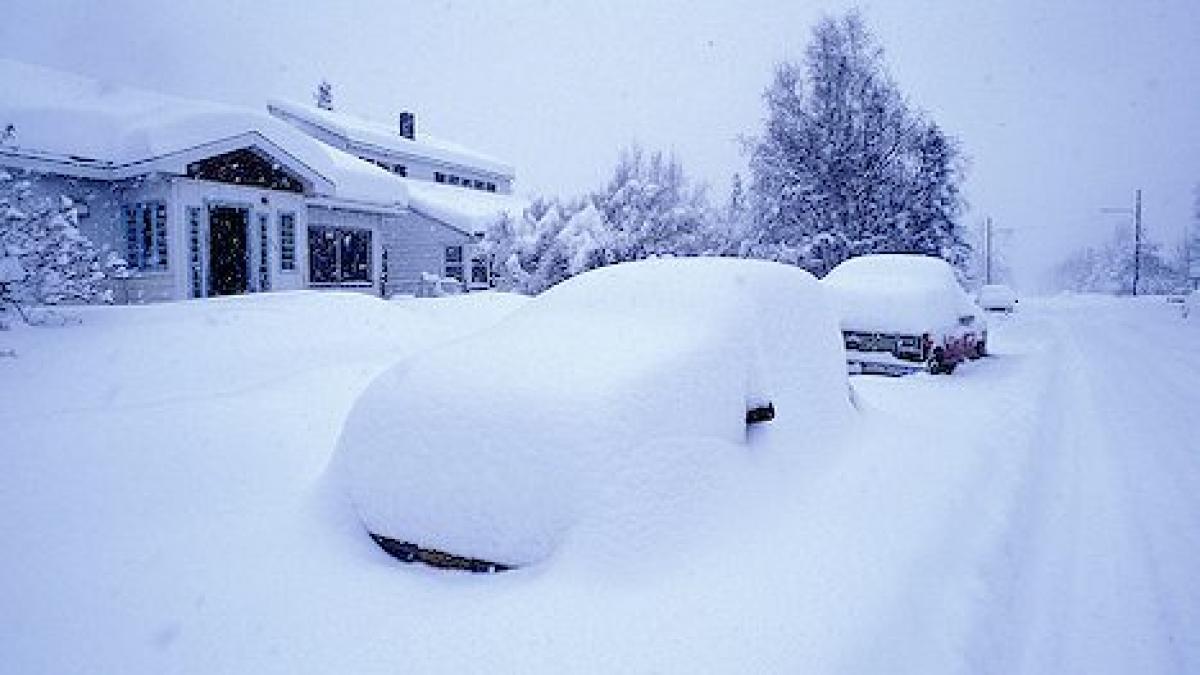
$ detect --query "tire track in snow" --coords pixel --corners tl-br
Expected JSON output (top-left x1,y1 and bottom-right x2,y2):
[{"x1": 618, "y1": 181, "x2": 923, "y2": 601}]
[
  {"x1": 983, "y1": 304, "x2": 1198, "y2": 673},
  {"x1": 1060, "y1": 309, "x2": 1200, "y2": 671}
]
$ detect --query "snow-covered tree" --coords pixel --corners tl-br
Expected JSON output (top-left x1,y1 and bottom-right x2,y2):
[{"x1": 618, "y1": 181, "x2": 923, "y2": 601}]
[
  {"x1": 483, "y1": 147, "x2": 725, "y2": 294},
  {"x1": 0, "y1": 171, "x2": 126, "y2": 305},
  {"x1": 1052, "y1": 225, "x2": 1183, "y2": 295},
  {"x1": 959, "y1": 218, "x2": 1014, "y2": 290},
  {"x1": 710, "y1": 172, "x2": 753, "y2": 257},
  {"x1": 481, "y1": 198, "x2": 576, "y2": 294},
  {"x1": 747, "y1": 11, "x2": 968, "y2": 276},
  {"x1": 593, "y1": 145, "x2": 715, "y2": 261},
  {"x1": 1190, "y1": 184, "x2": 1200, "y2": 287}
]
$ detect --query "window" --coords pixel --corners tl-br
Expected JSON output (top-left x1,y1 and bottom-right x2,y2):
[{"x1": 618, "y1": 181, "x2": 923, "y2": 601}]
[
  {"x1": 123, "y1": 202, "x2": 168, "y2": 271},
  {"x1": 449, "y1": 175, "x2": 461, "y2": 186},
  {"x1": 435, "y1": 172, "x2": 446, "y2": 183},
  {"x1": 258, "y1": 214, "x2": 271, "y2": 292},
  {"x1": 395, "y1": 164, "x2": 408, "y2": 177},
  {"x1": 188, "y1": 207, "x2": 203, "y2": 298},
  {"x1": 472, "y1": 179, "x2": 485, "y2": 190},
  {"x1": 308, "y1": 226, "x2": 372, "y2": 284},
  {"x1": 486, "y1": 182, "x2": 497, "y2": 193},
  {"x1": 279, "y1": 213, "x2": 296, "y2": 271},
  {"x1": 444, "y1": 245, "x2": 464, "y2": 282}
]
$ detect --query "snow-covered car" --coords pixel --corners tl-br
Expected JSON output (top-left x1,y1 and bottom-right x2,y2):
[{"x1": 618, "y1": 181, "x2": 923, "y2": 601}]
[
  {"x1": 823, "y1": 254, "x2": 987, "y2": 375},
  {"x1": 333, "y1": 258, "x2": 853, "y2": 571},
  {"x1": 978, "y1": 284, "x2": 1017, "y2": 313}
]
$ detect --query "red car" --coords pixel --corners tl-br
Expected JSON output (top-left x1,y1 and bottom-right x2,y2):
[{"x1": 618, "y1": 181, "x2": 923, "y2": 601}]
[{"x1": 823, "y1": 254, "x2": 987, "y2": 375}]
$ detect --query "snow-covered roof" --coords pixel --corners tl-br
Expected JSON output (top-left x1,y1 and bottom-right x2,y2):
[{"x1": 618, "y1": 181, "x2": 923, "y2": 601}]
[
  {"x1": 268, "y1": 99, "x2": 514, "y2": 179},
  {"x1": 822, "y1": 254, "x2": 978, "y2": 334},
  {"x1": 402, "y1": 178, "x2": 528, "y2": 235},
  {"x1": 0, "y1": 59, "x2": 408, "y2": 207}
]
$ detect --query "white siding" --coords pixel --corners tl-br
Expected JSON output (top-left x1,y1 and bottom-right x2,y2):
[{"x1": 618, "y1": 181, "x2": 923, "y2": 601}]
[
  {"x1": 305, "y1": 204, "x2": 386, "y2": 296},
  {"x1": 380, "y1": 211, "x2": 474, "y2": 296},
  {"x1": 174, "y1": 177, "x2": 309, "y2": 298}
]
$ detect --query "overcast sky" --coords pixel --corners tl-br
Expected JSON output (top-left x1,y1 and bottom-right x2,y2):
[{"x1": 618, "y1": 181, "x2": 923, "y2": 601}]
[{"x1": 3, "y1": 0, "x2": 1198, "y2": 287}]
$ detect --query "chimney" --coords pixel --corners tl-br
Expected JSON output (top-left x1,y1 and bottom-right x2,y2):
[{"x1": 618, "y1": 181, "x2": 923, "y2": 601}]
[{"x1": 398, "y1": 111, "x2": 415, "y2": 140}]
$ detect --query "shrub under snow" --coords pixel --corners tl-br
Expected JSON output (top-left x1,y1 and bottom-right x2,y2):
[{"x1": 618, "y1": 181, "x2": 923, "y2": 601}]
[{"x1": 0, "y1": 173, "x2": 126, "y2": 305}]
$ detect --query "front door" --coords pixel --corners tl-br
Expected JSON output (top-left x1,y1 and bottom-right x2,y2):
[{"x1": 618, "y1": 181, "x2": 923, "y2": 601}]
[{"x1": 209, "y1": 206, "x2": 249, "y2": 296}]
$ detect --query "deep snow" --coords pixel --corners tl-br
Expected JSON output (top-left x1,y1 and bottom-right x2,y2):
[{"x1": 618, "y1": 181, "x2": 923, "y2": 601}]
[
  {"x1": 337, "y1": 258, "x2": 851, "y2": 567},
  {"x1": 1, "y1": 290, "x2": 1198, "y2": 673}
]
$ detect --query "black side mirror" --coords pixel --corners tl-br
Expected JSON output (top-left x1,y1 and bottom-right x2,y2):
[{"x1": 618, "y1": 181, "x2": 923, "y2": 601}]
[{"x1": 746, "y1": 402, "x2": 775, "y2": 425}]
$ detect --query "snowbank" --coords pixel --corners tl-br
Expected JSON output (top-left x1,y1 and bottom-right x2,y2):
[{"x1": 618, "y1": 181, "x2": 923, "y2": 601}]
[
  {"x1": 6, "y1": 289, "x2": 1200, "y2": 672},
  {"x1": 823, "y1": 254, "x2": 978, "y2": 334},
  {"x1": 335, "y1": 257, "x2": 852, "y2": 567}
]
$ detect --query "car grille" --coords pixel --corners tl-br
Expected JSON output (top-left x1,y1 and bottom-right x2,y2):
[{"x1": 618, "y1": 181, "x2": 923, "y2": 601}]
[{"x1": 844, "y1": 331, "x2": 924, "y2": 361}]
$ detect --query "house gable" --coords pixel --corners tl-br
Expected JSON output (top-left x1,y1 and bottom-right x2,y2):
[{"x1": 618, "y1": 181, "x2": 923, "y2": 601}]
[{"x1": 186, "y1": 147, "x2": 305, "y2": 194}]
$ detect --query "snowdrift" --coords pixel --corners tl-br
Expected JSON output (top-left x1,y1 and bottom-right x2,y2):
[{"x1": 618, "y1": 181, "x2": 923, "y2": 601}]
[{"x1": 335, "y1": 257, "x2": 853, "y2": 567}]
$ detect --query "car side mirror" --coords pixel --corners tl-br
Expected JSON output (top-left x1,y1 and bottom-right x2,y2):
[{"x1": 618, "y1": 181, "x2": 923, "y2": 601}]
[{"x1": 746, "y1": 402, "x2": 775, "y2": 425}]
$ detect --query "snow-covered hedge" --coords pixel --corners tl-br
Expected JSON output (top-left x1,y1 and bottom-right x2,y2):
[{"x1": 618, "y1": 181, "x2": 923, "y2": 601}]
[{"x1": 334, "y1": 257, "x2": 852, "y2": 567}]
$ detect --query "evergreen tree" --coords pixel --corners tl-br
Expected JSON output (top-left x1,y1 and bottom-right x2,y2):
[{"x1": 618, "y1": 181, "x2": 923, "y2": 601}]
[
  {"x1": 483, "y1": 146, "x2": 723, "y2": 294},
  {"x1": 593, "y1": 145, "x2": 712, "y2": 261},
  {"x1": 748, "y1": 11, "x2": 968, "y2": 276},
  {"x1": 0, "y1": 170, "x2": 126, "y2": 305}
]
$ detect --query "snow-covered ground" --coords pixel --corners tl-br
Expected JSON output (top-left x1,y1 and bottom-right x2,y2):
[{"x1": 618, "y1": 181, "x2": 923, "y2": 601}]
[{"x1": 1, "y1": 291, "x2": 1197, "y2": 673}]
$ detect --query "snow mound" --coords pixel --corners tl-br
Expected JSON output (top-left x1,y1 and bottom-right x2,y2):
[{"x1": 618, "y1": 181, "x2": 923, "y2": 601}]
[
  {"x1": 335, "y1": 257, "x2": 853, "y2": 567},
  {"x1": 823, "y1": 254, "x2": 978, "y2": 334}
]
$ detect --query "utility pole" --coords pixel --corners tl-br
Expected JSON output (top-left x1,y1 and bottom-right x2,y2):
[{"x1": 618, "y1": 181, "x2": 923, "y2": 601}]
[
  {"x1": 1101, "y1": 190, "x2": 1143, "y2": 296},
  {"x1": 984, "y1": 216, "x2": 993, "y2": 286},
  {"x1": 1133, "y1": 189, "x2": 1142, "y2": 296}
]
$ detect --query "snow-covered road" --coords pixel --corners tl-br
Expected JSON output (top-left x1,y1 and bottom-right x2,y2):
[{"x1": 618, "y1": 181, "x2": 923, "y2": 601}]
[
  {"x1": 987, "y1": 298, "x2": 1200, "y2": 673},
  {"x1": 1, "y1": 293, "x2": 1197, "y2": 673}
]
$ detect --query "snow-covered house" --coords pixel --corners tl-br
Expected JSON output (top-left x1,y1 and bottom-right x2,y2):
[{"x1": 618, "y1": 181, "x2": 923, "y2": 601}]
[{"x1": 0, "y1": 59, "x2": 524, "y2": 302}]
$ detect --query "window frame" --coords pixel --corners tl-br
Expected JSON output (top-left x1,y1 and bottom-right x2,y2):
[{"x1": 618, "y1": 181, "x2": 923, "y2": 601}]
[
  {"x1": 444, "y1": 245, "x2": 464, "y2": 283},
  {"x1": 257, "y1": 213, "x2": 271, "y2": 292},
  {"x1": 123, "y1": 201, "x2": 169, "y2": 272},
  {"x1": 308, "y1": 225, "x2": 373, "y2": 286},
  {"x1": 187, "y1": 207, "x2": 204, "y2": 298},
  {"x1": 278, "y1": 212, "x2": 296, "y2": 272}
]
